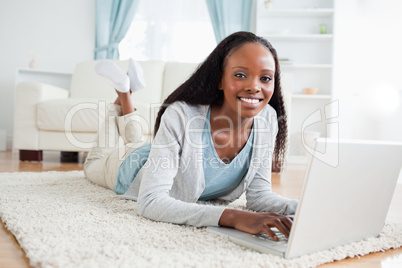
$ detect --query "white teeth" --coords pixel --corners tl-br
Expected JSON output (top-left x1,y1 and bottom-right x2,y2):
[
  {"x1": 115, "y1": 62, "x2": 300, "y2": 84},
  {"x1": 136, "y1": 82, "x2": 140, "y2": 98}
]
[{"x1": 240, "y1": 97, "x2": 260, "y2": 104}]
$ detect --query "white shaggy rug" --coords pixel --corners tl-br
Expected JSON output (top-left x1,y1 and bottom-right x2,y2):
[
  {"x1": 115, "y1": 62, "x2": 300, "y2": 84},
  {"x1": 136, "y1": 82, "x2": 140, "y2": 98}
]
[{"x1": 0, "y1": 171, "x2": 401, "y2": 268}]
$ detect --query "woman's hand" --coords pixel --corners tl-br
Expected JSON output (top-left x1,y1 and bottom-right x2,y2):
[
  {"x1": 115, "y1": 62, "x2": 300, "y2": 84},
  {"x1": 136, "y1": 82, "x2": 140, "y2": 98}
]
[{"x1": 218, "y1": 209, "x2": 293, "y2": 241}]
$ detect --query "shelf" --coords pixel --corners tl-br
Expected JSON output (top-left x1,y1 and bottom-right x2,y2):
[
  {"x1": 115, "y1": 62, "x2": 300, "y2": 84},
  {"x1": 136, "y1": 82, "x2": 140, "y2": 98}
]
[
  {"x1": 262, "y1": 34, "x2": 333, "y2": 40},
  {"x1": 254, "y1": 0, "x2": 335, "y2": 156},
  {"x1": 15, "y1": 68, "x2": 72, "y2": 89},
  {"x1": 280, "y1": 64, "x2": 332, "y2": 69},
  {"x1": 260, "y1": 9, "x2": 334, "y2": 17},
  {"x1": 17, "y1": 68, "x2": 73, "y2": 76},
  {"x1": 291, "y1": 94, "x2": 332, "y2": 100}
]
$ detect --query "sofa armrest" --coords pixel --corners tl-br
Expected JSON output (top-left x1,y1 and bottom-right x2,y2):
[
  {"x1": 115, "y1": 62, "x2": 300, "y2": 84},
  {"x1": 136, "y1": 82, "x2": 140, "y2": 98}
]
[{"x1": 13, "y1": 82, "x2": 69, "y2": 150}]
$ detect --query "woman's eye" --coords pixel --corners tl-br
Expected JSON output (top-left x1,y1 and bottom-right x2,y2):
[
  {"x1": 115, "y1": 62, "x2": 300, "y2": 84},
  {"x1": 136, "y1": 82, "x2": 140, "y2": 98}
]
[
  {"x1": 261, "y1": 76, "x2": 272, "y2": 82},
  {"x1": 234, "y1": 73, "x2": 246, "y2": 78}
]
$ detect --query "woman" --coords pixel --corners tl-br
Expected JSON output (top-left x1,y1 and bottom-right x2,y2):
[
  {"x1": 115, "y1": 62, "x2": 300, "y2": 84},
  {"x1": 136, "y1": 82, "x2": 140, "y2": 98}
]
[{"x1": 84, "y1": 31, "x2": 298, "y2": 241}]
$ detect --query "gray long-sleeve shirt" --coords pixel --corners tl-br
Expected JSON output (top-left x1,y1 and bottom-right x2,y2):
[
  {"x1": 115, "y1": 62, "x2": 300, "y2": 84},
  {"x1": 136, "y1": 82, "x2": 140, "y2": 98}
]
[{"x1": 122, "y1": 101, "x2": 298, "y2": 227}]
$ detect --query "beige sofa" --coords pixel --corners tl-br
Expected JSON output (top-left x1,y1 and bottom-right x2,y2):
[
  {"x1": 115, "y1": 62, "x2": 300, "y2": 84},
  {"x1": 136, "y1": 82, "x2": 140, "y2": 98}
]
[
  {"x1": 14, "y1": 60, "x2": 291, "y2": 170},
  {"x1": 13, "y1": 60, "x2": 199, "y2": 161}
]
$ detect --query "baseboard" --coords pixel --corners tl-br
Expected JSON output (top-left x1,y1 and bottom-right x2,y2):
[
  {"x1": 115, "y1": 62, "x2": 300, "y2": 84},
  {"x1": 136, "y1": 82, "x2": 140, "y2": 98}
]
[
  {"x1": 8, "y1": 136, "x2": 17, "y2": 152},
  {"x1": 0, "y1": 135, "x2": 14, "y2": 152}
]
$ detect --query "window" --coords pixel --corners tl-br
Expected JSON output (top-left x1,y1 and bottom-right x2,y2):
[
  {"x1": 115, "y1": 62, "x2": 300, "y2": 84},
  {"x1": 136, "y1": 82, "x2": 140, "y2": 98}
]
[{"x1": 119, "y1": 0, "x2": 216, "y2": 63}]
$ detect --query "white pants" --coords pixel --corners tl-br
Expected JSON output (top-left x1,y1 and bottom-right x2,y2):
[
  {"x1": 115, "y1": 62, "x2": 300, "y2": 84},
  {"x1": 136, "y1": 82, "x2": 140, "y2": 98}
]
[{"x1": 84, "y1": 104, "x2": 145, "y2": 190}]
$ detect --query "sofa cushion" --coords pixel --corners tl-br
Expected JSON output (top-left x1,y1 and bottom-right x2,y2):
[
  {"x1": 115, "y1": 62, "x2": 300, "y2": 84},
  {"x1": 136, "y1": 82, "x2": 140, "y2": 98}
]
[
  {"x1": 162, "y1": 62, "x2": 199, "y2": 100},
  {"x1": 70, "y1": 61, "x2": 166, "y2": 104},
  {"x1": 37, "y1": 99, "x2": 156, "y2": 135},
  {"x1": 37, "y1": 130, "x2": 154, "y2": 152},
  {"x1": 37, "y1": 99, "x2": 105, "y2": 132},
  {"x1": 129, "y1": 61, "x2": 167, "y2": 104},
  {"x1": 38, "y1": 130, "x2": 97, "y2": 151}
]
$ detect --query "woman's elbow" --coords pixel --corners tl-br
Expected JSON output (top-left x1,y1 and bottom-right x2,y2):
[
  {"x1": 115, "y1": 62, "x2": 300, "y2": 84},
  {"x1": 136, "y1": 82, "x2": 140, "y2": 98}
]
[
  {"x1": 136, "y1": 195, "x2": 150, "y2": 217},
  {"x1": 136, "y1": 194, "x2": 161, "y2": 221}
]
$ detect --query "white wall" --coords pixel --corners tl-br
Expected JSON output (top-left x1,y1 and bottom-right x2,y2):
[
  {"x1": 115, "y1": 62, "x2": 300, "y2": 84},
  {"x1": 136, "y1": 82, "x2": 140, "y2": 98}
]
[
  {"x1": 0, "y1": 0, "x2": 95, "y2": 149},
  {"x1": 333, "y1": 0, "x2": 402, "y2": 141},
  {"x1": 1, "y1": 0, "x2": 401, "y2": 150}
]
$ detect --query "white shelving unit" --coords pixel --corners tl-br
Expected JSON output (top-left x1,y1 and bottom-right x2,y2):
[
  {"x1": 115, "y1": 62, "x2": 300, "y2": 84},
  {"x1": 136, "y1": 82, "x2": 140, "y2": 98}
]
[
  {"x1": 253, "y1": 0, "x2": 335, "y2": 158},
  {"x1": 263, "y1": 34, "x2": 333, "y2": 40},
  {"x1": 15, "y1": 68, "x2": 73, "y2": 89},
  {"x1": 262, "y1": 9, "x2": 334, "y2": 16}
]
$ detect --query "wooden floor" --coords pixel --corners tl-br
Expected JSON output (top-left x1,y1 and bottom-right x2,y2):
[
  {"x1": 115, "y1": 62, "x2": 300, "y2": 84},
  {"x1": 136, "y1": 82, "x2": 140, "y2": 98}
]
[{"x1": 0, "y1": 150, "x2": 401, "y2": 267}]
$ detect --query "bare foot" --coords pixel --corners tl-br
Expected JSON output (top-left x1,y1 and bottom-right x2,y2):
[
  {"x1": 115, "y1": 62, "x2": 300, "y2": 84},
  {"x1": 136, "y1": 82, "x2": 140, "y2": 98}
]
[{"x1": 114, "y1": 90, "x2": 134, "y2": 115}]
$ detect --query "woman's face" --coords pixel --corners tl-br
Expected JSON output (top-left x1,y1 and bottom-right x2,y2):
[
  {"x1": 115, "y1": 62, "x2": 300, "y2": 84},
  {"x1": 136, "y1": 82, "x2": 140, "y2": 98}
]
[{"x1": 220, "y1": 42, "x2": 275, "y2": 119}]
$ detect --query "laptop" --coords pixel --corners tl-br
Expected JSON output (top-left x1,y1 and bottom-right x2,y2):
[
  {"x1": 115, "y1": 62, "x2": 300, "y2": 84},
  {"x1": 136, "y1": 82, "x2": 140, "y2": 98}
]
[{"x1": 208, "y1": 139, "x2": 402, "y2": 259}]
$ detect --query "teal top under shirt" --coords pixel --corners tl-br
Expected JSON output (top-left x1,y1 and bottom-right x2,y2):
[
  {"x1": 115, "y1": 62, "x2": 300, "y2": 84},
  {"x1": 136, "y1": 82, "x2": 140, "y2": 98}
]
[
  {"x1": 198, "y1": 107, "x2": 254, "y2": 200},
  {"x1": 115, "y1": 106, "x2": 254, "y2": 201}
]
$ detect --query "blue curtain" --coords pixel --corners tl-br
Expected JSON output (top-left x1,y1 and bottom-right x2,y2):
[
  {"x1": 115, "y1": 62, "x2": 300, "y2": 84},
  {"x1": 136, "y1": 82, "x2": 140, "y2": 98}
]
[
  {"x1": 205, "y1": 0, "x2": 253, "y2": 43},
  {"x1": 94, "y1": 0, "x2": 140, "y2": 59}
]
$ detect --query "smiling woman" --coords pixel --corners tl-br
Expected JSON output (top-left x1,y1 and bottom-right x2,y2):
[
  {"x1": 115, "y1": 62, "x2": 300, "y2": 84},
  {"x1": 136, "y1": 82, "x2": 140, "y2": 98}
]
[
  {"x1": 84, "y1": 31, "x2": 296, "y2": 243},
  {"x1": 118, "y1": 0, "x2": 216, "y2": 62}
]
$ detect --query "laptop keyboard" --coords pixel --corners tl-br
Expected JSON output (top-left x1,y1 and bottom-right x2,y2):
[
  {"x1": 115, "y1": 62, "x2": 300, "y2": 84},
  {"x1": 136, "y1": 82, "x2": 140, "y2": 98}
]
[{"x1": 253, "y1": 229, "x2": 288, "y2": 246}]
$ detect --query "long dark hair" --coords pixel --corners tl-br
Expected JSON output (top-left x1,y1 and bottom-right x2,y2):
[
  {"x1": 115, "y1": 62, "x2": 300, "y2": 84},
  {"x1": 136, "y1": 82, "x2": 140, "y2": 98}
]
[{"x1": 154, "y1": 31, "x2": 287, "y2": 163}]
